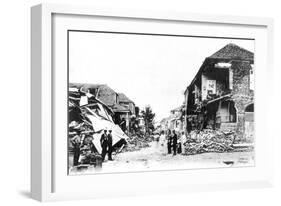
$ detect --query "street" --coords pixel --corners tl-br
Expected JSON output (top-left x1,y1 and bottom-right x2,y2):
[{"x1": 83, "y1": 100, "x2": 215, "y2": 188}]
[{"x1": 70, "y1": 141, "x2": 254, "y2": 174}]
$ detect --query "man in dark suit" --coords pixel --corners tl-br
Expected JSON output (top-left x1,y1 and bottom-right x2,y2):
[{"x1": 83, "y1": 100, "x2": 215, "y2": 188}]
[
  {"x1": 166, "y1": 129, "x2": 172, "y2": 154},
  {"x1": 107, "y1": 130, "x2": 113, "y2": 161},
  {"x1": 70, "y1": 131, "x2": 82, "y2": 166},
  {"x1": 172, "y1": 130, "x2": 178, "y2": 155},
  {"x1": 100, "y1": 130, "x2": 108, "y2": 161}
]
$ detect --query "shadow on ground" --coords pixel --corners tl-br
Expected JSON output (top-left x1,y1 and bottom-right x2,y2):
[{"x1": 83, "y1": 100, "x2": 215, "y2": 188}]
[{"x1": 18, "y1": 190, "x2": 31, "y2": 198}]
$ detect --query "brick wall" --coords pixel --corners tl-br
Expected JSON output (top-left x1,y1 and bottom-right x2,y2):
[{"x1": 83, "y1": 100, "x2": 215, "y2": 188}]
[{"x1": 230, "y1": 60, "x2": 254, "y2": 141}]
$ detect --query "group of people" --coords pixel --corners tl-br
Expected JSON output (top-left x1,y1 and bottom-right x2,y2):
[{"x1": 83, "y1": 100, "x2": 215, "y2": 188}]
[
  {"x1": 158, "y1": 130, "x2": 186, "y2": 155},
  {"x1": 70, "y1": 129, "x2": 114, "y2": 167}
]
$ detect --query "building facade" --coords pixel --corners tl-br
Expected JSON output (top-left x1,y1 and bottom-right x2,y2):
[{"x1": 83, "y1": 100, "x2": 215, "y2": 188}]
[
  {"x1": 160, "y1": 105, "x2": 185, "y2": 133},
  {"x1": 184, "y1": 43, "x2": 254, "y2": 142}
]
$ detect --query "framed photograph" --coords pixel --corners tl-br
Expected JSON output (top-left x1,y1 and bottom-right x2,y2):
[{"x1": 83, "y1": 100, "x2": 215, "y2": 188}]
[{"x1": 31, "y1": 3, "x2": 274, "y2": 201}]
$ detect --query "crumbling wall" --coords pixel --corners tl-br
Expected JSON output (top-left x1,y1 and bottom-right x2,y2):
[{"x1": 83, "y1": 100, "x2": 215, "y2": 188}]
[
  {"x1": 201, "y1": 74, "x2": 208, "y2": 100},
  {"x1": 216, "y1": 81, "x2": 228, "y2": 96},
  {"x1": 202, "y1": 71, "x2": 229, "y2": 100},
  {"x1": 230, "y1": 60, "x2": 254, "y2": 142}
]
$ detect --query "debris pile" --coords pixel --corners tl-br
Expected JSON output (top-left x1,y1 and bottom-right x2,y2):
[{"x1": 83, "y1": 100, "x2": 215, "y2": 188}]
[
  {"x1": 80, "y1": 152, "x2": 103, "y2": 167},
  {"x1": 69, "y1": 121, "x2": 93, "y2": 137},
  {"x1": 183, "y1": 129, "x2": 235, "y2": 155},
  {"x1": 68, "y1": 85, "x2": 130, "y2": 171},
  {"x1": 123, "y1": 134, "x2": 152, "y2": 152}
]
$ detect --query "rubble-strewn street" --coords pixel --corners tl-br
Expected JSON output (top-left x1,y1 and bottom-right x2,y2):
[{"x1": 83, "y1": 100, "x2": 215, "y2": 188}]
[
  {"x1": 67, "y1": 42, "x2": 256, "y2": 174},
  {"x1": 69, "y1": 141, "x2": 254, "y2": 174}
]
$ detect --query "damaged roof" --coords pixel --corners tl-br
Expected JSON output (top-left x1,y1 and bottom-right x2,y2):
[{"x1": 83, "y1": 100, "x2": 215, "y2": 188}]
[
  {"x1": 118, "y1": 93, "x2": 134, "y2": 104},
  {"x1": 69, "y1": 83, "x2": 133, "y2": 113},
  {"x1": 69, "y1": 83, "x2": 105, "y2": 90},
  {"x1": 112, "y1": 103, "x2": 130, "y2": 113},
  {"x1": 95, "y1": 85, "x2": 118, "y2": 106},
  {"x1": 69, "y1": 83, "x2": 117, "y2": 106},
  {"x1": 208, "y1": 43, "x2": 254, "y2": 62},
  {"x1": 185, "y1": 43, "x2": 254, "y2": 91}
]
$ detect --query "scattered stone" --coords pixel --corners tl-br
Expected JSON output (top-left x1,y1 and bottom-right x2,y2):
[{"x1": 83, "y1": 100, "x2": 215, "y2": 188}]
[
  {"x1": 123, "y1": 134, "x2": 152, "y2": 152},
  {"x1": 183, "y1": 129, "x2": 235, "y2": 155}
]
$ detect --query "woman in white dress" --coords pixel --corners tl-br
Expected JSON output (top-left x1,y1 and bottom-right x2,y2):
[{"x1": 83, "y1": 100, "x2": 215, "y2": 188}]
[
  {"x1": 159, "y1": 131, "x2": 167, "y2": 154},
  {"x1": 179, "y1": 131, "x2": 187, "y2": 154}
]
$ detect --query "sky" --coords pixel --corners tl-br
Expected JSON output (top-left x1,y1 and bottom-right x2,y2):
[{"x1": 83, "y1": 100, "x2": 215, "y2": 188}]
[{"x1": 69, "y1": 31, "x2": 254, "y2": 122}]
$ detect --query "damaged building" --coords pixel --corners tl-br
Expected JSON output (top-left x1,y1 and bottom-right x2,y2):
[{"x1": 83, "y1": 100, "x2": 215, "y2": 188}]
[
  {"x1": 160, "y1": 105, "x2": 186, "y2": 133},
  {"x1": 68, "y1": 86, "x2": 129, "y2": 157},
  {"x1": 69, "y1": 83, "x2": 137, "y2": 134},
  {"x1": 184, "y1": 43, "x2": 254, "y2": 142}
]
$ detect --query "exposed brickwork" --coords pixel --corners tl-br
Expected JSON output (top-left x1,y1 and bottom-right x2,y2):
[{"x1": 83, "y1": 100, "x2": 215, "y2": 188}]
[
  {"x1": 184, "y1": 44, "x2": 254, "y2": 143},
  {"x1": 230, "y1": 60, "x2": 254, "y2": 141}
]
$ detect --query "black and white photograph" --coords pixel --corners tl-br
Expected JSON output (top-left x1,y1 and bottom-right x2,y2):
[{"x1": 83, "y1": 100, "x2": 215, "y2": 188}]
[{"x1": 67, "y1": 31, "x2": 255, "y2": 174}]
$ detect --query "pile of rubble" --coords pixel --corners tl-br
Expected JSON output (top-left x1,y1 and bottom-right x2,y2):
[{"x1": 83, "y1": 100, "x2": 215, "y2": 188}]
[
  {"x1": 183, "y1": 129, "x2": 235, "y2": 155},
  {"x1": 123, "y1": 134, "x2": 151, "y2": 152},
  {"x1": 80, "y1": 152, "x2": 103, "y2": 167},
  {"x1": 69, "y1": 121, "x2": 93, "y2": 136}
]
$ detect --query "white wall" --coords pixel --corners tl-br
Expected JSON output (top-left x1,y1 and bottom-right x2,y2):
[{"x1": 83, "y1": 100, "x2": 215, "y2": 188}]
[{"x1": 0, "y1": 0, "x2": 280, "y2": 205}]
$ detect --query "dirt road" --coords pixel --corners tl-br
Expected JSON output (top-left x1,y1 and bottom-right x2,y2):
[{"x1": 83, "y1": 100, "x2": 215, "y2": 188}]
[{"x1": 70, "y1": 141, "x2": 254, "y2": 175}]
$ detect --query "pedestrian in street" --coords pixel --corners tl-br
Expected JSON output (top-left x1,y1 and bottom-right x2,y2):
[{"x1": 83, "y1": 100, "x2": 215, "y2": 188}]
[
  {"x1": 167, "y1": 129, "x2": 172, "y2": 154},
  {"x1": 153, "y1": 133, "x2": 160, "y2": 149},
  {"x1": 100, "y1": 129, "x2": 108, "y2": 162},
  {"x1": 179, "y1": 131, "x2": 187, "y2": 154},
  {"x1": 70, "y1": 131, "x2": 82, "y2": 166},
  {"x1": 172, "y1": 130, "x2": 178, "y2": 155},
  {"x1": 159, "y1": 131, "x2": 167, "y2": 154},
  {"x1": 107, "y1": 130, "x2": 113, "y2": 161}
]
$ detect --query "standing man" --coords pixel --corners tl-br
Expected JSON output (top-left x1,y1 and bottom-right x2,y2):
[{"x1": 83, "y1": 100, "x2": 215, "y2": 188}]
[
  {"x1": 70, "y1": 131, "x2": 82, "y2": 166},
  {"x1": 107, "y1": 130, "x2": 113, "y2": 161},
  {"x1": 100, "y1": 129, "x2": 108, "y2": 162},
  {"x1": 167, "y1": 129, "x2": 172, "y2": 154},
  {"x1": 172, "y1": 130, "x2": 178, "y2": 155}
]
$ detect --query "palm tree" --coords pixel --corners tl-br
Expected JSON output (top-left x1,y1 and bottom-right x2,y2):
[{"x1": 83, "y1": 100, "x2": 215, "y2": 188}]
[{"x1": 141, "y1": 105, "x2": 155, "y2": 135}]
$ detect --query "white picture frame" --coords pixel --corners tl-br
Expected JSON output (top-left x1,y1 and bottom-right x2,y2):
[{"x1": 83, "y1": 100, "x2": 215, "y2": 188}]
[{"x1": 31, "y1": 3, "x2": 274, "y2": 202}]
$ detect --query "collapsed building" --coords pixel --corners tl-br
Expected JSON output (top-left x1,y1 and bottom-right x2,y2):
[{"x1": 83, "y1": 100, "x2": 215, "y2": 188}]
[
  {"x1": 69, "y1": 83, "x2": 137, "y2": 134},
  {"x1": 68, "y1": 85, "x2": 129, "y2": 154},
  {"x1": 184, "y1": 43, "x2": 254, "y2": 142}
]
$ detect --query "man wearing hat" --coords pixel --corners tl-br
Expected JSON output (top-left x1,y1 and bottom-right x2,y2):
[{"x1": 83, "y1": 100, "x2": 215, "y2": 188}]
[
  {"x1": 107, "y1": 130, "x2": 113, "y2": 161},
  {"x1": 70, "y1": 131, "x2": 82, "y2": 166},
  {"x1": 100, "y1": 129, "x2": 108, "y2": 161}
]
